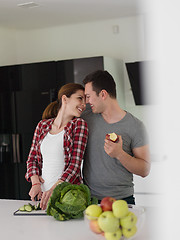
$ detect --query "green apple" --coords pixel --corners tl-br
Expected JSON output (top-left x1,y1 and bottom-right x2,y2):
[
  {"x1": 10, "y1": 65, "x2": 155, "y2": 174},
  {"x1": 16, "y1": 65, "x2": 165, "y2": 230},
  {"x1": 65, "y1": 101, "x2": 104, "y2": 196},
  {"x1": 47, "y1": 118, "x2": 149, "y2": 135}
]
[
  {"x1": 120, "y1": 211, "x2": 137, "y2": 229},
  {"x1": 85, "y1": 204, "x2": 102, "y2": 220},
  {"x1": 112, "y1": 200, "x2": 129, "y2": 218},
  {"x1": 104, "y1": 228, "x2": 122, "y2": 240},
  {"x1": 122, "y1": 225, "x2": 137, "y2": 238},
  {"x1": 98, "y1": 211, "x2": 120, "y2": 233}
]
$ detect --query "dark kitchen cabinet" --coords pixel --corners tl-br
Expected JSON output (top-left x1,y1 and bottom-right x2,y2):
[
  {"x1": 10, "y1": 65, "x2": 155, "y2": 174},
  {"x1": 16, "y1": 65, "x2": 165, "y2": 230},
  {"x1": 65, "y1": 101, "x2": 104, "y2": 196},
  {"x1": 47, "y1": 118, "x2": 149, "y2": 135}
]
[
  {"x1": 0, "y1": 65, "x2": 21, "y2": 92},
  {"x1": 73, "y1": 56, "x2": 104, "y2": 84},
  {"x1": 0, "y1": 61, "x2": 58, "y2": 200},
  {"x1": 20, "y1": 61, "x2": 57, "y2": 91},
  {"x1": 56, "y1": 56, "x2": 104, "y2": 88}
]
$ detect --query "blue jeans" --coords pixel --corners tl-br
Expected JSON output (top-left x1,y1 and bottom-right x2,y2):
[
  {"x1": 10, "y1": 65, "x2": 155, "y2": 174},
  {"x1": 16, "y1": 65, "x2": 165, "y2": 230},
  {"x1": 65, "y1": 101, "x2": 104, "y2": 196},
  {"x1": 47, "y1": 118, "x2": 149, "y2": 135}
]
[{"x1": 122, "y1": 195, "x2": 135, "y2": 205}]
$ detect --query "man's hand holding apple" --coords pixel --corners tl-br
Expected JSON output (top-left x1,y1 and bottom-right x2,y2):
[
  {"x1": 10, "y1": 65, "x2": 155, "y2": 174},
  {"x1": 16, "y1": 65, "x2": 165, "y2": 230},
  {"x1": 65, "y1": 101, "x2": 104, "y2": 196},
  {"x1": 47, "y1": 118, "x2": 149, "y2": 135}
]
[{"x1": 104, "y1": 134, "x2": 124, "y2": 159}]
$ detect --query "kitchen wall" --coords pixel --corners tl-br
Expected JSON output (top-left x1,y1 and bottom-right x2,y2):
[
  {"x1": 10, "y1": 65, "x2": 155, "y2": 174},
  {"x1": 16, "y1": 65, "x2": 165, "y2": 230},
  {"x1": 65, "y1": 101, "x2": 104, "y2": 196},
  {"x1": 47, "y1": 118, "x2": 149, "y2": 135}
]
[
  {"x1": 0, "y1": 15, "x2": 146, "y2": 64},
  {"x1": 0, "y1": 27, "x2": 17, "y2": 65},
  {"x1": 0, "y1": 14, "x2": 160, "y2": 205}
]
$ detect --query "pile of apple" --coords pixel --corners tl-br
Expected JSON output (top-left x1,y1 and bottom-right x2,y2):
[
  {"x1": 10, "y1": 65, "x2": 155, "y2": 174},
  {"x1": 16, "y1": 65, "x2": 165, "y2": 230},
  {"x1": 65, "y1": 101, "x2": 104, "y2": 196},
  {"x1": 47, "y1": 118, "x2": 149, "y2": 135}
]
[{"x1": 85, "y1": 197, "x2": 138, "y2": 240}]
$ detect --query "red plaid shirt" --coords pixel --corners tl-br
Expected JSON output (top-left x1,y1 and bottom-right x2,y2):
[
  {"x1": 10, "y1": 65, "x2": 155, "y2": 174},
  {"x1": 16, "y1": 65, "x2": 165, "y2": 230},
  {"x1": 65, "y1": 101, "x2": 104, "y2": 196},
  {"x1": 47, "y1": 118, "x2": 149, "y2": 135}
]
[{"x1": 25, "y1": 117, "x2": 88, "y2": 185}]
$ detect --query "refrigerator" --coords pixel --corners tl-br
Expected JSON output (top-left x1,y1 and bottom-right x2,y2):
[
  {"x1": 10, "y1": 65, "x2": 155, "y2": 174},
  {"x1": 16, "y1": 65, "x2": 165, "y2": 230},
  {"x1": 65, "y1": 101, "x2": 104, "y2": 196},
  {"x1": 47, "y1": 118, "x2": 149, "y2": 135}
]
[{"x1": 0, "y1": 62, "x2": 57, "y2": 200}]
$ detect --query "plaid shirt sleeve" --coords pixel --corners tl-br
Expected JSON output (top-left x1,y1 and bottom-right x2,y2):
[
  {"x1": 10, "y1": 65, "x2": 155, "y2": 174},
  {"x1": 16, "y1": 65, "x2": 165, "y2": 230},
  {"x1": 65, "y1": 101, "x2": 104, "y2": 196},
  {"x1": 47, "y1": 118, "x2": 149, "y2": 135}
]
[
  {"x1": 60, "y1": 118, "x2": 88, "y2": 184},
  {"x1": 25, "y1": 121, "x2": 43, "y2": 182}
]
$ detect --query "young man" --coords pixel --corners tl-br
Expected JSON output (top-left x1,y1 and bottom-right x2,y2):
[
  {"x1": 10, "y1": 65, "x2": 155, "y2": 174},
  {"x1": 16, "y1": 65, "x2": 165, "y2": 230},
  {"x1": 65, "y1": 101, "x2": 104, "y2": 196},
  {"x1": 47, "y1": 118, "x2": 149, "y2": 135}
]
[{"x1": 82, "y1": 70, "x2": 150, "y2": 204}]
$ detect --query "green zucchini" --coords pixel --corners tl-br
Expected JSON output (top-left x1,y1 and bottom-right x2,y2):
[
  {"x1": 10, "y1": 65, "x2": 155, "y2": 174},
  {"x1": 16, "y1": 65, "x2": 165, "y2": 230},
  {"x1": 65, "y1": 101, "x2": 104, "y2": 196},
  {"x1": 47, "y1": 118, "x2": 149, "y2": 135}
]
[
  {"x1": 18, "y1": 202, "x2": 41, "y2": 212},
  {"x1": 24, "y1": 204, "x2": 33, "y2": 212},
  {"x1": 35, "y1": 202, "x2": 41, "y2": 210},
  {"x1": 19, "y1": 205, "x2": 26, "y2": 211}
]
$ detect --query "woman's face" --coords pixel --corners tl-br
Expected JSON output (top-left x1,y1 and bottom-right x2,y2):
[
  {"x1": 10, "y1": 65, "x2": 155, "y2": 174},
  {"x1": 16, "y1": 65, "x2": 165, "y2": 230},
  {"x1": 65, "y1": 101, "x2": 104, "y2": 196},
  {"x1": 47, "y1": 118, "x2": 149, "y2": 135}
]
[{"x1": 65, "y1": 89, "x2": 86, "y2": 117}]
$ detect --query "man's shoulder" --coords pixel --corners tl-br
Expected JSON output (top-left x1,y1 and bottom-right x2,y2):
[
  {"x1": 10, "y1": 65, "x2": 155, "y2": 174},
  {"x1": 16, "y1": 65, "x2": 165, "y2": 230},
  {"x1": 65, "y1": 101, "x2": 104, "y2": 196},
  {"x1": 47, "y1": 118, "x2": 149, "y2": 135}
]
[
  {"x1": 125, "y1": 112, "x2": 147, "y2": 136},
  {"x1": 125, "y1": 112, "x2": 143, "y2": 125}
]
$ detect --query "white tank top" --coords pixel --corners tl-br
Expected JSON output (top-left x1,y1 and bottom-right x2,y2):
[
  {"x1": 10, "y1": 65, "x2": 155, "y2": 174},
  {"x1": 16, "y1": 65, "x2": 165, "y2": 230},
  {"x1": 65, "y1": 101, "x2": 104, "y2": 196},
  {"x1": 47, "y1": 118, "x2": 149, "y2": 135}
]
[{"x1": 40, "y1": 130, "x2": 64, "y2": 191}]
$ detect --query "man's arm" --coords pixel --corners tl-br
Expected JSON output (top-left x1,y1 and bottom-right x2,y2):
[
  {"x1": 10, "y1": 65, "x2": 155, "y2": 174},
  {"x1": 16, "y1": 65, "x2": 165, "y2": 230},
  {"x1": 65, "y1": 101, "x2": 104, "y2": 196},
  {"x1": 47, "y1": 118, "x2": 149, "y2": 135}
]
[{"x1": 104, "y1": 135, "x2": 150, "y2": 177}]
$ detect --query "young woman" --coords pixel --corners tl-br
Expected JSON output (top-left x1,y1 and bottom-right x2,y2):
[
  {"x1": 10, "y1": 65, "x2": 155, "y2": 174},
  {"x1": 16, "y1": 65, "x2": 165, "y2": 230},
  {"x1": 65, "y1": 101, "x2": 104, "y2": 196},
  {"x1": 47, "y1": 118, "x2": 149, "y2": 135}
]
[{"x1": 25, "y1": 83, "x2": 88, "y2": 210}]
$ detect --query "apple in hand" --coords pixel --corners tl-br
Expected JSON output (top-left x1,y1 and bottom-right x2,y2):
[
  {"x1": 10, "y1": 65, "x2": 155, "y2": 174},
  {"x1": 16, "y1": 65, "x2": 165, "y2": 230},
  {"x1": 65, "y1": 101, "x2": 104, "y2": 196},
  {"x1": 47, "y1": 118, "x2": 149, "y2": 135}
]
[
  {"x1": 106, "y1": 132, "x2": 119, "y2": 143},
  {"x1": 104, "y1": 228, "x2": 122, "y2": 240},
  {"x1": 85, "y1": 204, "x2": 102, "y2": 220},
  {"x1": 122, "y1": 225, "x2": 137, "y2": 238},
  {"x1": 98, "y1": 211, "x2": 120, "y2": 233},
  {"x1": 100, "y1": 196, "x2": 116, "y2": 211},
  {"x1": 112, "y1": 200, "x2": 129, "y2": 218},
  {"x1": 120, "y1": 211, "x2": 137, "y2": 229},
  {"x1": 89, "y1": 220, "x2": 103, "y2": 234}
]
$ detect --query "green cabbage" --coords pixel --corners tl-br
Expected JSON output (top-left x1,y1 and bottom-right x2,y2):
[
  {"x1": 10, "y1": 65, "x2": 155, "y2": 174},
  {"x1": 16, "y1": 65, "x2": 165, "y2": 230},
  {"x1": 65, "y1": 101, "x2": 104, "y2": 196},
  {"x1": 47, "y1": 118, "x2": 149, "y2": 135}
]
[{"x1": 46, "y1": 182, "x2": 98, "y2": 221}]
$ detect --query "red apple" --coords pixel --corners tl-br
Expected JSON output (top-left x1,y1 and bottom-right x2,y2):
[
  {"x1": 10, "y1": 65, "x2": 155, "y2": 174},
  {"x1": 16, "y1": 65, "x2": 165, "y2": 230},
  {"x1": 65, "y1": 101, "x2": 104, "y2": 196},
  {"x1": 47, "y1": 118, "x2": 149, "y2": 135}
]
[
  {"x1": 100, "y1": 196, "x2": 116, "y2": 211},
  {"x1": 89, "y1": 220, "x2": 103, "y2": 234},
  {"x1": 106, "y1": 133, "x2": 119, "y2": 143}
]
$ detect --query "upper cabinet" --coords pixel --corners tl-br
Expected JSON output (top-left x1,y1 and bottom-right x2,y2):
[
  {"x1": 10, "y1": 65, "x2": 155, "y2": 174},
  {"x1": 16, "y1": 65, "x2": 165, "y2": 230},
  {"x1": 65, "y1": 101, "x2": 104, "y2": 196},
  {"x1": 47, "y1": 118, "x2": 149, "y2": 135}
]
[
  {"x1": 0, "y1": 65, "x2": 21, "y2": 92},
  {"x1": 0, "y1": 61, "x2": 57, "y2": 92},
  {"x1": 73, "y1": 56, "x2": 104, "y2": 84},
  {"x1": 20, "y1": 61, "x2": 57, "y2": 91},
  {"x1": 0, "y1": 56, "x2": 124, "y2": 102},
  {"x1": 56, "y1": 56, "x2": 104, "y2": 88}
]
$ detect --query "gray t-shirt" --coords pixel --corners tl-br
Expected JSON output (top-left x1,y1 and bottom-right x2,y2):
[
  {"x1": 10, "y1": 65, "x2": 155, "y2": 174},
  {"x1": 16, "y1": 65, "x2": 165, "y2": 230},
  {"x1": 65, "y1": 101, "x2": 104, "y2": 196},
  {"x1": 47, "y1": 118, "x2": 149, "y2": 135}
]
[{"x1": 82, "y1": 108, "x2": 148, "y2": 200}]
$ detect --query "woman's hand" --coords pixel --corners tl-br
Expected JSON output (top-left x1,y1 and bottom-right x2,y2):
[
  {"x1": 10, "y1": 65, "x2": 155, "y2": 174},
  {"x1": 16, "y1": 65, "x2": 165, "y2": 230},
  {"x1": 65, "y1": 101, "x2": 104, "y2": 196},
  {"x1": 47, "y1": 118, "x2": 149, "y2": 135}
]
[
  {"x1": 29, "y1": 175, "x2": 44, "y2": 201},
  {"x1": 29, "y1": 183, "x2": 42, "y2": 201},
  {"x1": 40, "y1": 188, "x2": 53, "y2": 210},
  {"x1": 40, "y1": 180, "x2": 63, "y2": 210}
]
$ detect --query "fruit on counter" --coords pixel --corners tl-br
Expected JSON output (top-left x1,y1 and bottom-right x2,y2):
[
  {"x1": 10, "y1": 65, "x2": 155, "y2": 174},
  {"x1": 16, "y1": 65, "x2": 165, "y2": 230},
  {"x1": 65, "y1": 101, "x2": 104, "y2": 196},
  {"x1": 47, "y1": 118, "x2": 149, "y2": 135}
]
[
  {"x1": 120, "y1": 212, "x2": 137, "y2": 229},
  {"x1": 84, "y1": 197, "x2": 139, "y2": 240},
  {"x1": 112, "y1": 200, "x2": 129, "y2": 218},
  {"x1": 106, "y1": 133, "x2": 119, "y2": 143},
  {"x1": 100, "y1": 196, "x2": 116, "y2": 211},
  {"x1": 98, "y1": 211, "x2": 120, "y2": 233},
  {"x1": 89, "y1": 219, "x2": 103, "y2": 234},
  {"x1": 85, "y1": 204, "x2": 102, "y2": 220},
  {"x1": 122, "y1": 225, "x2": 137, "y2": 238},
  {"x1": 104, "y1": 229, "x2": 122, "y2": 240}
]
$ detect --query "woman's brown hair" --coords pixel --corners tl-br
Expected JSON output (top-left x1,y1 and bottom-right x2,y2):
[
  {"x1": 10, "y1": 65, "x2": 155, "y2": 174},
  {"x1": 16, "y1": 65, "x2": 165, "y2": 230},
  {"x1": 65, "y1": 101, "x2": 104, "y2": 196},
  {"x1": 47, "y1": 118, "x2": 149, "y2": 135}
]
[{"x1": 42, "y1": 83, "x2": 84, "y2": 120}]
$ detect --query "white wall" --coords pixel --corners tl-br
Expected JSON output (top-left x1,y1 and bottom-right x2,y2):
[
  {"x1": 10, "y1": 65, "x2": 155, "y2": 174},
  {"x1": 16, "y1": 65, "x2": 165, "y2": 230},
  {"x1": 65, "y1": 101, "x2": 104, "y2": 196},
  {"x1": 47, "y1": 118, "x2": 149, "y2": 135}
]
[
  {"x1": 0, "y1": 27, "x2": 17, "y2": 66},
  {"x1": 0, "y1": 15, "x2": 146, "y2": 65}
]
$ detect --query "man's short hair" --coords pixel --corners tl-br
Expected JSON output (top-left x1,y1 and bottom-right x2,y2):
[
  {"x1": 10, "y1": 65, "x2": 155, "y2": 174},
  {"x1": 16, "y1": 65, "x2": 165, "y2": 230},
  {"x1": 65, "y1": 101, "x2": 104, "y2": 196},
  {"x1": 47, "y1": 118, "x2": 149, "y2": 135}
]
[{"x1": 83, "y1": 70, "x2": 117, "y2": 98}]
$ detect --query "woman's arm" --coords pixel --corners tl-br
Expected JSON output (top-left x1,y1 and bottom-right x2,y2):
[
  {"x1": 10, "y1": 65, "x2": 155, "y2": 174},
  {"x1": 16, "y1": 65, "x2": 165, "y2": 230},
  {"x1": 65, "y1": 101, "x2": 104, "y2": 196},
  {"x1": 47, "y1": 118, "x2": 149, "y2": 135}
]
[
  {"x1": 25, "y1": 121, "x2": 42, "y2": 182},
  {"x1": 25, "y1": 121, "x2": 44, "y2": 201}
]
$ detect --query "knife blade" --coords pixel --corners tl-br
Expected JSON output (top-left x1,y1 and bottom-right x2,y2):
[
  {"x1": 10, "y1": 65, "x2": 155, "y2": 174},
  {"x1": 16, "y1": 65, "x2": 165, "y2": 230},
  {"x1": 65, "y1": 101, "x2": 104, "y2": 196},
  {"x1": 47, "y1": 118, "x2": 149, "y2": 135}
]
[{"x1": 34, "y1": 195, "x2": 40, "y2": 209}]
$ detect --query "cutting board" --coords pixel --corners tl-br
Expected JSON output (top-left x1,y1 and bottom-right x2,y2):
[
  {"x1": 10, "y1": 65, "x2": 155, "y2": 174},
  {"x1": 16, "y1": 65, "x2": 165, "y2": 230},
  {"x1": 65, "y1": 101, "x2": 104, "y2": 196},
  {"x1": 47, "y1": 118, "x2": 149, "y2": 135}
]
[{"x1": 13, "y1": 209, "x2": 47, "y2": 216}]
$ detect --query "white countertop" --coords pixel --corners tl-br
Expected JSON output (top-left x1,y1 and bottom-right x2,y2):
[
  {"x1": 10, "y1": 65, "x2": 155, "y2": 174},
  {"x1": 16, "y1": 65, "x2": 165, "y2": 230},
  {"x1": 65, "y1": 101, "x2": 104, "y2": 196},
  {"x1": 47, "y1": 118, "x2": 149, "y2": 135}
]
[{"x1": 0, "y1": 199, "x2": 159, "y2": 240}]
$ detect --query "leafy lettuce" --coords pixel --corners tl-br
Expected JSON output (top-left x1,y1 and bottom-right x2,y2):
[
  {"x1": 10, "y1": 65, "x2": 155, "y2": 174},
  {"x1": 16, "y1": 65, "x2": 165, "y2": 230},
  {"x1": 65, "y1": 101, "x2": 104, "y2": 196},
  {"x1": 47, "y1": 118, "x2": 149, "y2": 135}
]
[{"x1": 46, "y1": 182, "x2": 98, "y2": 221}]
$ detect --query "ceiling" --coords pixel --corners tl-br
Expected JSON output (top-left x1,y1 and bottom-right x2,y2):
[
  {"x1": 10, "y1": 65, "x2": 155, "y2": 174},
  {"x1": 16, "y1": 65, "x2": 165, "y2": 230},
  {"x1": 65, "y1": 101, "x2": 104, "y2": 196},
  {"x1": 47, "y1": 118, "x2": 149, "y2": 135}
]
[{"x1": 0, "y1": 0, "x2": 148, "y2": 30}]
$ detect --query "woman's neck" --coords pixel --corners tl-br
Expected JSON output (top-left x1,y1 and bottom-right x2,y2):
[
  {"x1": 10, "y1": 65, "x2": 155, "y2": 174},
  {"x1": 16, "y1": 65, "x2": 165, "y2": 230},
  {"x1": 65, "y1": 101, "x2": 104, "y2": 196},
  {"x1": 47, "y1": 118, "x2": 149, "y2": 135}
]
[
  {"x1": 51, "y1": 108, "x2": 73, "y2": 133},
  {"x1": 54, "y1": 111, "x2": 72, "y2": 128}
]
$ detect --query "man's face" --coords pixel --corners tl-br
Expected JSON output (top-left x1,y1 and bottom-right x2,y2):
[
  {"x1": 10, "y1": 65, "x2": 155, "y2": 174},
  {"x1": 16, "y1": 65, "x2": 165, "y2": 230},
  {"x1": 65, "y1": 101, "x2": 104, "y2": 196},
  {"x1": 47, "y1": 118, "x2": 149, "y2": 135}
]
[{"x1": 85, "y1": 82, "x2": 103, "y2": 113}]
